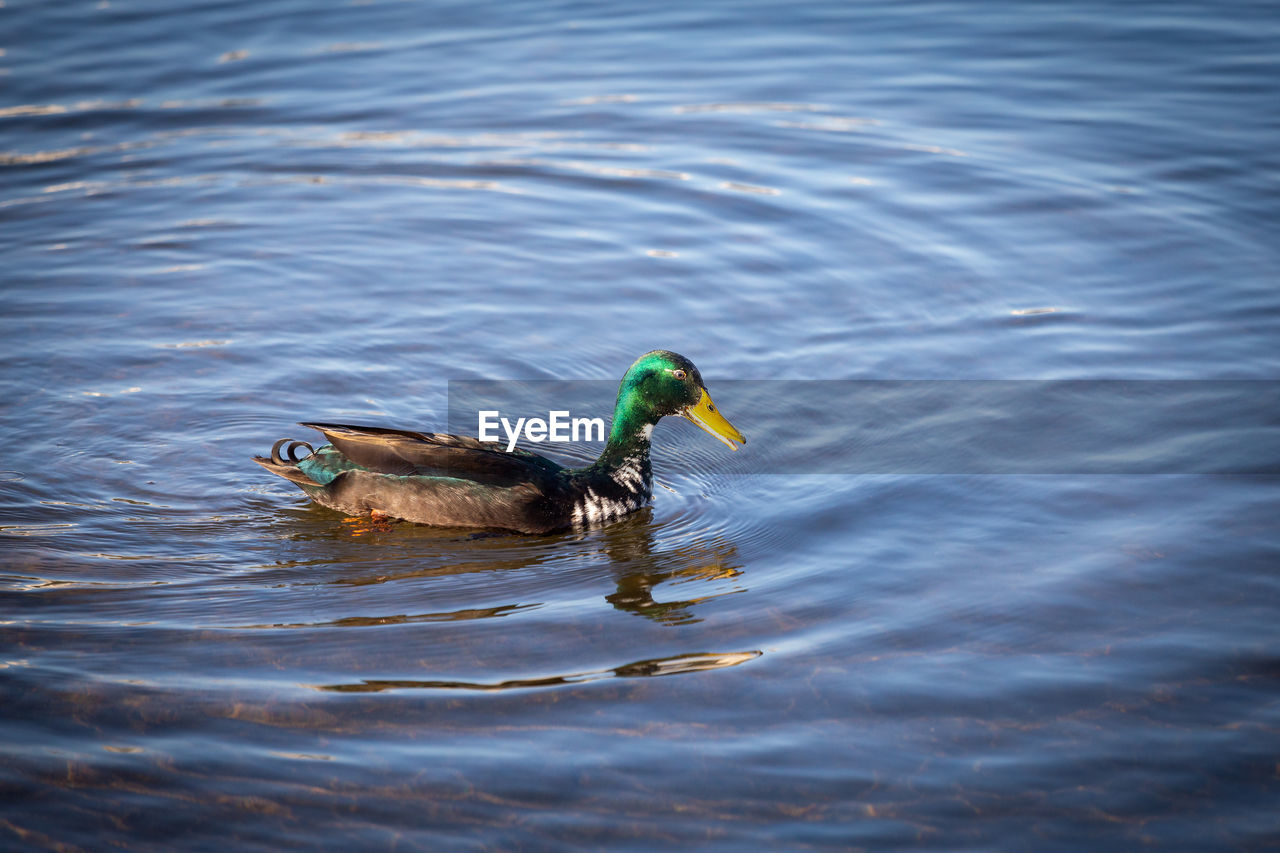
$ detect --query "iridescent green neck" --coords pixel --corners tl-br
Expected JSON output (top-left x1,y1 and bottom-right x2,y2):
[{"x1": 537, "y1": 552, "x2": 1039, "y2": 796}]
[
  {"x1": 598, "y1": 380, "x2": 656, "y2": 466},
  {"x1": 592, "y1": 351, "x2": 689, "y2": 470}
]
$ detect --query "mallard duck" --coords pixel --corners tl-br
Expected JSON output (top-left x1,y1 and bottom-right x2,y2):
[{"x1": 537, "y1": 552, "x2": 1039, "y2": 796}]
[{"x1": 253, "y1": 350, "x2": 745, "y2": 534}]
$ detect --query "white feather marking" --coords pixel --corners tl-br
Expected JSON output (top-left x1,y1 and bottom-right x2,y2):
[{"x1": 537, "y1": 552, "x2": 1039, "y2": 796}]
[
  {"x1": 584, "y1": 487, "x2": 603, "y2": 524},
  {"x1": 573, "y1": 464, "x2": 655, "y2": 526}
]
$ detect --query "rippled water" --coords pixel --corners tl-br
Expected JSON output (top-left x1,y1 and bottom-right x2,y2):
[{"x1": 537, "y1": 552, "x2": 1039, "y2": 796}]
[{"x1": 3, "y1": 0, "x2": 1278, "y2": 849}]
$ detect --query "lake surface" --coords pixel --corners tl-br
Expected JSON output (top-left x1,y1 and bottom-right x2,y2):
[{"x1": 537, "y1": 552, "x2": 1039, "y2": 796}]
[{"x1": 3, "y1": 0, "x2": 1278, "y2": 849}]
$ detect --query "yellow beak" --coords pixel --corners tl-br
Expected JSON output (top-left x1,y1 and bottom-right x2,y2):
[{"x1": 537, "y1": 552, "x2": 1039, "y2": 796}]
[{"x1": 682, "y1": 388, "x2": 746, "y2": 451}]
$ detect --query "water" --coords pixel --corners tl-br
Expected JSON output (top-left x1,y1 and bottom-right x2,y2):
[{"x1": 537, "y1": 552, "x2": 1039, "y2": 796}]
[{"x1": 3, "y1": 0, "x2": 1278, "y2": 848}]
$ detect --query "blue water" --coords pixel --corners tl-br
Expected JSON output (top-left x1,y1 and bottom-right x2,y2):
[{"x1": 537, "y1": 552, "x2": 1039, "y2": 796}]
[{"x1": 2, "y1": 0, "x2": 1278, "y2": 849}]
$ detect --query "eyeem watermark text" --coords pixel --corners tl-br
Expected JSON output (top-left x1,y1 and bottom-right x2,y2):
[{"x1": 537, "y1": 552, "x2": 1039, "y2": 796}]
[
  {"x1": 453, "y1": 380, "x2": 1280, "y2": 472},
  {"x1": 478, "y1": 410, "x2": 606, "y2": 452}
]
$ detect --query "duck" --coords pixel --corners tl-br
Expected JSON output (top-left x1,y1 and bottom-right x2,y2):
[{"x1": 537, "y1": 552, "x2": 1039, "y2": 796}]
[{"x1": 253, "y1": 350, "x2": 745, "y2": 534}]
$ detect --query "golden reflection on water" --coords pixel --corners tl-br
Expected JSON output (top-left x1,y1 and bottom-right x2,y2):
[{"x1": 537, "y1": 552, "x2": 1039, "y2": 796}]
[
  {"x1": 311, "y1": 650, "x2": 762, "y2": 693},
  {"x1": 234, "y1": 603, "x2": 537, "y2": 630}
]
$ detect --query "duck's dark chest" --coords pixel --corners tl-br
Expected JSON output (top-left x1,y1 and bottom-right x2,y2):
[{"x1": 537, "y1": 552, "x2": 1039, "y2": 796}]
[{"x1": 562, "y1": 458, "x2": 653, "y2": 528}]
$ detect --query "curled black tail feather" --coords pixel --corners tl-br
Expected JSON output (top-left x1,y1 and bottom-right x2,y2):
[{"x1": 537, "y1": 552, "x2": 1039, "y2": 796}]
[{"x1": 270, "y1": 438, "x2": 315, "y2": 465}]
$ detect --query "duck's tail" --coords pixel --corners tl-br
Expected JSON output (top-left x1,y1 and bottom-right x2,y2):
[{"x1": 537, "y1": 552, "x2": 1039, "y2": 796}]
[{"x1": 252, "y1": 438, "x2": 322, "y2": 487}]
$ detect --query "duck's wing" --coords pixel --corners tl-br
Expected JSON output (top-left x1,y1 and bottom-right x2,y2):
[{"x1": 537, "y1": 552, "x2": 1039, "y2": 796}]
[{"x1": 300, "y1": 422, "x2": 565, "y2": 487}]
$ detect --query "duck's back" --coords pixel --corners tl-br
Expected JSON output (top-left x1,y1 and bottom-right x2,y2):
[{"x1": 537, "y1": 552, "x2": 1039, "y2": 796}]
[{"x1": 254, "y1": 422, "x2": 588, "y2": 534}]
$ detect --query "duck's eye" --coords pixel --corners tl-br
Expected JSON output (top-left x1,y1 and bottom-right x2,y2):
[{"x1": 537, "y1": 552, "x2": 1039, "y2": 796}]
[{"x1": 671, "y1": 369, "x2": 687, "y2": 380}]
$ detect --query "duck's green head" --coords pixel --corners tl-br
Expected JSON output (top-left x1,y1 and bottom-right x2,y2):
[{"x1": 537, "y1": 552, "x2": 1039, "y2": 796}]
[{"x1": 610, "y1": 350, "x2": 746, "y2": 450}]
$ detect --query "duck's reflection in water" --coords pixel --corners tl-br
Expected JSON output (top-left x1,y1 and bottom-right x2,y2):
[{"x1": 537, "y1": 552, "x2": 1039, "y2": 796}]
[
  {"x1": 271, "y1": 505, "x2": 748, "y2": 627},
  {"x1": 296, "y1": 509, "x2": 758, "y2": 693},
  {"x1": 595, "y1": 509, "x2": 747, "y2": 626}
]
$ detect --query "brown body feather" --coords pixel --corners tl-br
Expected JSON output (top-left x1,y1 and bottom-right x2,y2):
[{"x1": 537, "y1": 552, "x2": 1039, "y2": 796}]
[{"x1": 252, "y1": 422, "x2": 644, "y2": 535}]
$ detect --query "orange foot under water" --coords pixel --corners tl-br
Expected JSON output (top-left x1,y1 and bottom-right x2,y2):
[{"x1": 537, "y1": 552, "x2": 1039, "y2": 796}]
[{"x1": 343, "y1": 509, "x2": 397, "y2": 536}]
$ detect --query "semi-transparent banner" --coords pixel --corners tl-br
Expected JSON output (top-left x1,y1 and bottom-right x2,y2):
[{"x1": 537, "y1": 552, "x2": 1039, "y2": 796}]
[{"x1": 447, "y1": 380, "x2": 1280, "y2": 474}]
